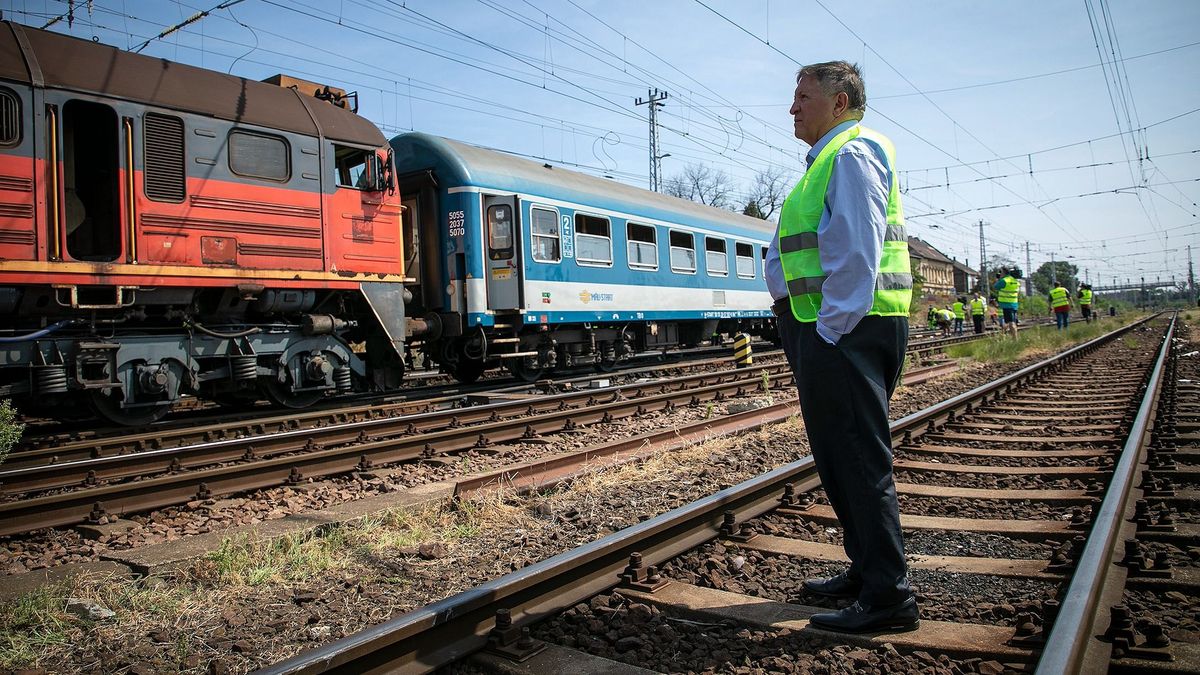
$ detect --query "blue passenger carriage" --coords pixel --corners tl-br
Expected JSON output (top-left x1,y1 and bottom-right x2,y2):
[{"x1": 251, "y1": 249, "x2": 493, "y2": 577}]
[{"x1": 391, "y1": 133, "x2": 775, "y2": 382}]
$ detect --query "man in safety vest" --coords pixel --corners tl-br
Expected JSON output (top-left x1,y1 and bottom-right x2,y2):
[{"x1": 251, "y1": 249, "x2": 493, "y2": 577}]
[
  {"x1": 765, "y1": 60, "x2": 917, "y2": 633},
  {"x1": 1050, "y1": 281, "x2": 1072, "y2": 330},
  {"x1": 992, "y1": 269, "x2": 1021, "y2": 338},
  {"x1": 1078, "y1": 284, "x2": 1094, "y2": 323},
  {"x1": 970, "y1": 291, "x2": 987, "y2": 334},
  {"x1": 937, "y1": 307, "x2": 955, "y2": 336},
  {"x1": 952, "y1": 297, "x2": 966, "y2": 336}
]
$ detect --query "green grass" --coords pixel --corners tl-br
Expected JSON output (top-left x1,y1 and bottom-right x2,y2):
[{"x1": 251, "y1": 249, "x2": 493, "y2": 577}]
[
  {"x1": 200, "y1": 530, "x2": 349, "y2": 586},
  {"x1": 0, "y1": 574, "x2": 198, "y2": 670},
  {"x1": 0, "y1": 583, "x2": 73, "y2": 669},
  {"x1": 946, "y1": 319, "x2": 1121, "y2": 363}
]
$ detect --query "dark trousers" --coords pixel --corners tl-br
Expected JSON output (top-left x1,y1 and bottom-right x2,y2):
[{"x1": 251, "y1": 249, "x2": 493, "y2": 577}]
[
  {"x1": 972, "y1": 315, "x2": 984, "y2": 334},
  {"x1": 777, "y1": 311, "x2": 911, "y2": 606}
]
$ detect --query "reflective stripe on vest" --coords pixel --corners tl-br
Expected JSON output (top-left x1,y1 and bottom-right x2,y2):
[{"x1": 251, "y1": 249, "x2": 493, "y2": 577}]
[
  {"x1": 1080, "y1": 289, "x2": 1093, "y2": 305},
  {"x1": 998, "y1": 276, "x2": 1020, "y2": 305},
  {"x1": 1050, "y1": 286, "x2": 1069, "y2": 309},
  {"x1": 952, "y1": 301, "x2": 965, "y2": 319},
  {"x1": 777, "y1": 125, "x2": 912, "y2": 322},
  {"x1": 970, "y1": 298, "x2": 985, "y2": 315}
]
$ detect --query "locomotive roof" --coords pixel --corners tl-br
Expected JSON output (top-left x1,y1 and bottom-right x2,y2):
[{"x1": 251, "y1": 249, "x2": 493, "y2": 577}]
[
  {"x1": 0, "y1": 21, "x2": 384, "y2": 147},
  {"x1": 391, "y1": 133, "x2": 778, "y2": 239}
]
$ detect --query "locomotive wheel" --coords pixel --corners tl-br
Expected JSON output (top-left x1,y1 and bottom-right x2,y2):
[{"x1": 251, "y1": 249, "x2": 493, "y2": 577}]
[
  {"x1": 448, "y1": 359, "x2": 485, "y2": 384},
  {"x1": 507, "y1": 360, "x2": 545, "y2": 383},
  {"x1": 594, "y1": 354, "x2": 618, "y2": 373},
  {"x1": 88, "y1": 390, "x2": 173, "y2": 427},
  {"x1": 262, "y1": 379, "x2": 326, "y2": 409}
]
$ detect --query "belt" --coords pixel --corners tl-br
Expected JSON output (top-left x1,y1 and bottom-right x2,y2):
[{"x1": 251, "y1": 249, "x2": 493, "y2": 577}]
[{"x1": 771, "y1": 297, "x2": 790, "y2": 317}]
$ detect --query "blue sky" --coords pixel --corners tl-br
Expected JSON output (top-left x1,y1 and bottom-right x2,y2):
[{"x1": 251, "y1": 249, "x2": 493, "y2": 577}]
[{"x1": 10, "y1": 0, "x2": 1199, "y2": 290}]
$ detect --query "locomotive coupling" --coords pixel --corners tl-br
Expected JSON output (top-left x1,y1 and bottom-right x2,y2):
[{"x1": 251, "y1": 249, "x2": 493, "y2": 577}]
[{"x1": 301, "y1": 314, "x2": 352, "y2": 336}]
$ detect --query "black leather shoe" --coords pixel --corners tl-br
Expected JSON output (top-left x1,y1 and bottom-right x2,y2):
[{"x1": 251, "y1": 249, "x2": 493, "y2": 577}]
[
  {"x1": 809, "y1": 596, "x2": 919, "y2": 634},
  {"x1": 802, "y1": 572, "x2": 862, "y2": 599}
]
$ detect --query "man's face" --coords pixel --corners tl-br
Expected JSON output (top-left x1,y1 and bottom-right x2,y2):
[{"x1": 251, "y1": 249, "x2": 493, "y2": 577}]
[{"x1": 790, "y1": 76, "x2": 843, "y2": 146}]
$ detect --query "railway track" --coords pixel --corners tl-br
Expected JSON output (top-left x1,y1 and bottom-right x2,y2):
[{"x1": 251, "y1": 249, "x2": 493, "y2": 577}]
[
  {"x1": 14, "y1": 323, "x2": 1023, "y2": 453},
  {"x1": 251, "y1": 314, "x2": 1195, "y2": 674},
  {"x1": 0, "y1": 350, "x2": 961, "y2": 536}
]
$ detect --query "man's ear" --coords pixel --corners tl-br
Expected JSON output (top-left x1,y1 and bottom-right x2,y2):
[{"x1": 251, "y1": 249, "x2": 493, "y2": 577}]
[{"x1": 835, "y1": 91, "x2": 849, "y2": 117}]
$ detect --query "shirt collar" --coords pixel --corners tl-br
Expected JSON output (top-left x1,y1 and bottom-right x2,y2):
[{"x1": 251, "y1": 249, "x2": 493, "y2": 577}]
[{"x1": 805, "y1": 119, "x2": 860, "y2": 166}]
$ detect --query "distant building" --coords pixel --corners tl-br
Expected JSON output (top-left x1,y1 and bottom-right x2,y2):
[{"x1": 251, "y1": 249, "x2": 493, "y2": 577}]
[
  {"x1": 952, "y1": 259, "x2": 979, "y2": 295},
  {"x1": 907, "y1": 237, "x2": 955, "y2": 295}
]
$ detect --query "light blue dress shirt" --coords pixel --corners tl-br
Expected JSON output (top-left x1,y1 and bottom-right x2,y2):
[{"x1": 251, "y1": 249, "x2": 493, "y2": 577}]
[{"x1": 765, "y1": 120, "x2": 893, "y2": 345}]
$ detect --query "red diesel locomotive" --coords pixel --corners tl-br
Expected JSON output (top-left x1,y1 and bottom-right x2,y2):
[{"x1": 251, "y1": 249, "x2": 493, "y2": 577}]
[{"x1": 0, "y1": 22, "x2": 409, "y2": 424}]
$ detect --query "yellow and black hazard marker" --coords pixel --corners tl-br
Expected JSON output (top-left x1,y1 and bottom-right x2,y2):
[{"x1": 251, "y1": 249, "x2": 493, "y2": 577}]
[{"x1": 733, "y1": 333, "x2": 753, "y2": 368}]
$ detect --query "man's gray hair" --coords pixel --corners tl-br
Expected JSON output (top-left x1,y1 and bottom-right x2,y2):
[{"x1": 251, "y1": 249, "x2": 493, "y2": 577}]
[{"x1": 797, "y1": 61, "x2": 866, "y2": 112}]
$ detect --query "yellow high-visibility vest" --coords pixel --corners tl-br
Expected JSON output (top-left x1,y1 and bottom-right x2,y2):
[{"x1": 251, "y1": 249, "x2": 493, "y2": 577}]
[
  {"x1": 778, "y1": 125, "x2": 912, "y2": 322},
  {"x1": 1050, "y1": 286, "x2": 1070, "y2": 309}
]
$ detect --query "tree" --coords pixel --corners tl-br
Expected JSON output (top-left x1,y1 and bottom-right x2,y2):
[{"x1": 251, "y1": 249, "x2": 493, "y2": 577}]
[
  {"x1": 1031, "y1": 260, "x2": 1079, "y2": 296},
  {"x1": 742, "y1": 200, "x2": 766, "y2": 219},
  {"x1": 742, "y1": 166, "x2": 792, "y2": 220},
  {"x1": 0, "y1": 399, "x2": 24, "y2": 466},
  {"x1": 664, "y1": 163, "x2": 735, "y2": 209}
]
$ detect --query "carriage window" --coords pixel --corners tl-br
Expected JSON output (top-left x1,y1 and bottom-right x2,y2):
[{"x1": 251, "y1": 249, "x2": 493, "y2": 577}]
[
  {"x1": 229, "y1": 130, "x2": 289, "y2": 181},
  {"x1": 333, "y1": 145, "x2": 370, "y2": 189},
  {"x1": 705, "y1": 237, "x2": 728, "y2": 276},
  {"x1": 530, "y1": 206, "x2": 560, "y2": 263},
  {"x1": 575, "y1": 213, "x2": 612, "y2": 266},
  {"x1": 669, "y1": 230, "x2": 695, "y2": 274},
  {"x1": 487, "y1": 203, "x2": 514, "y2": 260},
  {"x1": 627, "y1": 222, "x2": 657, "y2": 270},
  {"x1": 144, "y1": 113, "x2": 185, "y2": 202},
  {"x1": 0, "y1": 88, "x2": 19, "y2": 146},
  {"x1": 735, "y1": 242, "x2": 755, "y2": 278}
]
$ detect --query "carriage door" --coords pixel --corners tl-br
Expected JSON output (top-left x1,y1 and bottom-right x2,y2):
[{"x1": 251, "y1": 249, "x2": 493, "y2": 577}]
[
  {"x1": 483, "y1": 194, "x2": 521, "y2": 311},
  {"x1": 61, "y1": 100, "x2": 122, "y2": 262}
]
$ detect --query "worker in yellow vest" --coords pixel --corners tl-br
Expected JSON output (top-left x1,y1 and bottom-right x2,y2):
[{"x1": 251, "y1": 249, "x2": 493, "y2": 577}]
[
  {"x1": 1049, "y1": 281, "x2": 1071, "y2": 330},
  {"x1": 951, "y1": 297, "x2": 966, "y2": 335},
  {"x1": 1078, "y1": 284, "x2": 1094, "y2": 323},
  {"x1": 969, "y1": 291, "x2": 986, "y2": 334},
  {"x1": 767, "y1": 61, "x2": 916, "y2": 633},
  {"x1": 992, "y1": 269, "x2": 1022, "y2": 338},
  {"x1": 937, "y1": 307, "x2": 955, "y2": 336}
]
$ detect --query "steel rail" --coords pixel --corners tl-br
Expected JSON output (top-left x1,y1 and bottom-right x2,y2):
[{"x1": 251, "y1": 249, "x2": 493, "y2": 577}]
[
  {"x1": 0, "y1": 365, "x2": 798, "y2": 535},
  {"x1": 1034, "y1": 314, "x2": 1174, "y2": 675},
  {"x1": 254, "y1": 315, "x2": 1161, "y2": 675},
  {"x1": 0, "y1": 364, "x2": 795, "y2": 495}
]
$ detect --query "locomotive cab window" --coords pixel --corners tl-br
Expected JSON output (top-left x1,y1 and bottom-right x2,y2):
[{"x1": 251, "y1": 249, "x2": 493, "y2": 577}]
[
  {"x1": 735, "y1": 242, "x2": 755, "y2": 278},
  {"x1": 669, "y1": 230, "x2": 696, "y2": 274},
  {"x1": 574, "y1": 213, "x2": 612, "y2": 266},
  {"x1": 530, "y1": 206, "x2": 560, "y2": 263},
  {"x1": 229, "y1": 130, "x2": 289, "y2": 182},
  {"x1": 333, "y1": 145, "x2": 371, "y2": 189},
  {"x1": 627, "y1": 222, "x2": 657, "y2": 270},
  {"x1": 487, "y1": 203, "x2": 514, "y2": 260},
  {"x1": 0, "y1": 87, "x2": 20, "y2": 146}
]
